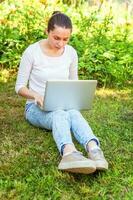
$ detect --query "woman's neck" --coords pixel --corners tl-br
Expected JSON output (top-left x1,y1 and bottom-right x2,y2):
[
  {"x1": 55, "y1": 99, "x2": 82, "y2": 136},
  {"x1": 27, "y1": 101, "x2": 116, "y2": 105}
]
[{"x1": 41, "y1": 39, "x2": 64, "y2": 56}]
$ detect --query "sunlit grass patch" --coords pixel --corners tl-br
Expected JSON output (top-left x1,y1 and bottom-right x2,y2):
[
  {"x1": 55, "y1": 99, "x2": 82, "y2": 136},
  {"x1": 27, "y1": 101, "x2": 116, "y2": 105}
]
[
  {"x1": 96, "y1": 87, "x2": 132, "y2": 99},
  {"x1": 0, "y1": 79, "x2": 133, "y2": 199}
]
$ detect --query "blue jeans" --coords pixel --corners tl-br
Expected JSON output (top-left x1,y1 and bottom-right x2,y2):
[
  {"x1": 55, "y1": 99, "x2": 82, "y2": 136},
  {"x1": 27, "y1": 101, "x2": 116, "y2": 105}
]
[{"x1": 25, "y1": 103, "x2": 99, "y2": 154}]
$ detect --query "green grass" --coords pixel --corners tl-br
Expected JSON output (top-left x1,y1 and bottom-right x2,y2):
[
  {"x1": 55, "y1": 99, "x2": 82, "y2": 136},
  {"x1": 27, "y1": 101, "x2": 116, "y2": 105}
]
[{"x1": 0, "y1": 79, "x2": 133, "y2": 200}]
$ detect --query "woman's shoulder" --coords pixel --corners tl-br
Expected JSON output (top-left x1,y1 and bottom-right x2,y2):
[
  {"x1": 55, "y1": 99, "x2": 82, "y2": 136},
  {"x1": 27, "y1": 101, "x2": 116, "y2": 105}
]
[
  {"x1": 66, "y1": 44, "x2": 76, "y2": 52},
  {"x1": 65, "y1": 44, "x2": 78, "y2": 58},
  {"x1": 23, "y1": 41, "x2": 40, "y2": 55}
]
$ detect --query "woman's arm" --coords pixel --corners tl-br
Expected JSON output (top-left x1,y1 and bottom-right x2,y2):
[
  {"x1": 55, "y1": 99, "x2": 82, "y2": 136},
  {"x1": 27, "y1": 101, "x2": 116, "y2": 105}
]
[
  {"x1": 18, "y1": 87, "x2": 43, "y2": 107},
  {"x1": 69, "y1": 49, "x2": 78, "y2": 80},
  {"x1": 15, "y1": 47, "x2": 43, "y2": 107}
]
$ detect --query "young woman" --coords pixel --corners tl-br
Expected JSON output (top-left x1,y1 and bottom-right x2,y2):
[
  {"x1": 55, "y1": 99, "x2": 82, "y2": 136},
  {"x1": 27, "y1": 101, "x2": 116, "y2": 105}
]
[{"x1": 15, "y1": 11, "x2": 108, "y2": 174}]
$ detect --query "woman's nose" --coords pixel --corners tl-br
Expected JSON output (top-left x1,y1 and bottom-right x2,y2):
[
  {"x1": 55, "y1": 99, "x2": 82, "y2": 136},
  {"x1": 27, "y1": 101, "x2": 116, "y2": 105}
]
[{"x1": 58, "y1": 40, "x2": 64, "y2": 47}]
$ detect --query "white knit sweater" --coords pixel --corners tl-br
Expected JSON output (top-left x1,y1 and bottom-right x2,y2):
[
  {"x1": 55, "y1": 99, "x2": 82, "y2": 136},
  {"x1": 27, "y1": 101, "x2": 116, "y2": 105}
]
[{"x1": 15, "y1": 40, "x2": 78, "y2": 102}]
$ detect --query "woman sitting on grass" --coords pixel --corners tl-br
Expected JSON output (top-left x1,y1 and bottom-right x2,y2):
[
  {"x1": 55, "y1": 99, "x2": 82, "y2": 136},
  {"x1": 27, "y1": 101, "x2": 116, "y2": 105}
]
[{"x1": 15, "y1": 11, "x2": 108, "y2": 174}]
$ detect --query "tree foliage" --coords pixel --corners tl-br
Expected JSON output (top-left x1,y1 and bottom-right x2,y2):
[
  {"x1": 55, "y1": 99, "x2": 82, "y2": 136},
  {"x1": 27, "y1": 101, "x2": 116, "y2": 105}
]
[{"x1": 0, "y1": 0, "x2": 133, "y2": 87}]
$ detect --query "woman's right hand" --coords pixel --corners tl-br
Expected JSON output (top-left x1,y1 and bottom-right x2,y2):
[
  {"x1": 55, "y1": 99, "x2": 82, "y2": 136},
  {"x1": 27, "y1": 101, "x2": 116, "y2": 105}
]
[
  {"x1": 17, "y1": 87, "x2": 44, "y2": 108},
  {"x1": 34, "y1": 94, "x2": 44, "y2": 108}
]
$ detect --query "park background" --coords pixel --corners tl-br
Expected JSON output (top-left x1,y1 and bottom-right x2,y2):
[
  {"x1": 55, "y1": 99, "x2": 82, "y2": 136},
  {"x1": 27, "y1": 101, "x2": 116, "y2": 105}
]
[{"x1": 0, "y1": 0, "x2": 133, "y2": 199}]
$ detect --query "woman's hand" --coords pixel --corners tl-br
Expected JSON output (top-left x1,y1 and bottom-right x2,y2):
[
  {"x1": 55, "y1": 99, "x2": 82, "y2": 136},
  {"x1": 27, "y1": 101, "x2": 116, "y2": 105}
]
[
  {"x1": 34, "y1": 94, "x2": 44, "y2": 108},
  {"x1": 17, "y1": 87, "x2": 44, "y2": 108}
]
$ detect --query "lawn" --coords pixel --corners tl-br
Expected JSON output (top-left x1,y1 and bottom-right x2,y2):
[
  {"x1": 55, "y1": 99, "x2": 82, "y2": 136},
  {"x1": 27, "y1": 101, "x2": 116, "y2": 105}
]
[{"x1": 0, "y1": 79, "x2": 133, "y2": 200}]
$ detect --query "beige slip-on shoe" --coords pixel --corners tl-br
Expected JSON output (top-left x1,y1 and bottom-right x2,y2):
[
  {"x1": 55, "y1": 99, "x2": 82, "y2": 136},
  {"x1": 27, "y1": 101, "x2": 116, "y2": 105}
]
[{"x1": 58, "y1": 151, "x2": 96, "y2": 174}]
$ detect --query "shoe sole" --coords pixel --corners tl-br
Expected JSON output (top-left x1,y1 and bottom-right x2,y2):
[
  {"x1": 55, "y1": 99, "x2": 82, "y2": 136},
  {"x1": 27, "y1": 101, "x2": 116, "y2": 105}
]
[
  {"x1": 95, "y1": 161, "x2": 108, "y2": 170},
  {"x1": 62, "y1": 167, "x2": 96, "y2": 174},
  {"x1": 58, "y1": 161, "x2": 96, "y2": 174}
]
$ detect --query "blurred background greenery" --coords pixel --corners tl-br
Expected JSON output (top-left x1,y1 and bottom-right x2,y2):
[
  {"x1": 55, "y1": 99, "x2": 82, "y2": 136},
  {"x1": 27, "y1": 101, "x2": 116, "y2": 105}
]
[{"x1": 0, "y1": 0, "x2": 133, "y2": 87}]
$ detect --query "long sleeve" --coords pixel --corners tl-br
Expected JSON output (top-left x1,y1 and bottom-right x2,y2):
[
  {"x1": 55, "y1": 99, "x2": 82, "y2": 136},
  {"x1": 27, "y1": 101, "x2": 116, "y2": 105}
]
[
  {"x1": 15, "y1": 42, "x2": 79, "y2": 99},
  {"x1": 15, "y1": 47, "x2": 33, "y2": 93},
  {"x1": 69, "y1": 49, "x2": 78, "y2": 80}
]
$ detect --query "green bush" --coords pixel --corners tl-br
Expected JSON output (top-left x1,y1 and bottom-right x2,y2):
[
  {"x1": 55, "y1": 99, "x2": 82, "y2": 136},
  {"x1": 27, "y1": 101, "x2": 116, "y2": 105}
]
[
  {"x1": 0, "y1": 0, "x2": 133, "y2": 87},
  {"x1": 0, "y1": 0, "x2": 48, "y2": 68},
  {"x1": 70, "y1": 9, "x2": 133, "y2": 87}
]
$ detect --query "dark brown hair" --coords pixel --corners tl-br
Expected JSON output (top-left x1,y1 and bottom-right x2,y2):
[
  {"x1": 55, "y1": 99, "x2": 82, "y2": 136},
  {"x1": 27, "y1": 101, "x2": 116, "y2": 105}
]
[{"x1": 47, "y1": 11, "x2": 72, "y2": 32}]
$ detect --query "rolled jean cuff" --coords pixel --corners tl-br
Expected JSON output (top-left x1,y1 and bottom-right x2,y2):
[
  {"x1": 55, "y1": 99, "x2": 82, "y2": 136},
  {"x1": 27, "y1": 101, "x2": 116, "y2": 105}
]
[
  {"x1": 60, "y1": 142, "x2": 75, "y2": 156},
  {"x1": 61, "y1": 144, "x2": 65, "y2": 156},
  {"x1": 84, "y1": 138, "x2": 100, "y2": 152}
]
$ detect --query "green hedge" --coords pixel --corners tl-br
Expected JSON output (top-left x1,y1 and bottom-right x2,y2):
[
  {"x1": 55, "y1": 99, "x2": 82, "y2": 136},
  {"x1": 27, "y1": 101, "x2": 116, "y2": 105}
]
[{"x1": 0, "y1": 0, "x2": 133, "y2": 87}]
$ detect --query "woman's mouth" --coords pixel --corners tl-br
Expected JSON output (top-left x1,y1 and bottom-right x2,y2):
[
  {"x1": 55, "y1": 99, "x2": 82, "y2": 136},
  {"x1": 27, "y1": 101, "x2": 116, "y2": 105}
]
[{"x1": 55, "y1": 46, "x2": 62, "y2": 49}]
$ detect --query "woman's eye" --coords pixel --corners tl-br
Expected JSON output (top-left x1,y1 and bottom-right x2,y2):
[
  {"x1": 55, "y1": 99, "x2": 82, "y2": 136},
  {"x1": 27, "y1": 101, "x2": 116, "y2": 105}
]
[
  {"x1": 54, "y1": 37, "x2": 60, "y2": 40},
  {"x1": 54, "y1": 37, "x2": 68, "y2": 41}
]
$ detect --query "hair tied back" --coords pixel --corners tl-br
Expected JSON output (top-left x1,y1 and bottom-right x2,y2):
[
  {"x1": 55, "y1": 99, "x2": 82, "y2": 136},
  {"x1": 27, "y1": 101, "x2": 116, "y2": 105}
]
[
  {"x1": 47, "y1": 11, "x2": 72, "y2": 32},
  {"x1": 52, "y1": 11, "x2": 62, "y2": 16}
]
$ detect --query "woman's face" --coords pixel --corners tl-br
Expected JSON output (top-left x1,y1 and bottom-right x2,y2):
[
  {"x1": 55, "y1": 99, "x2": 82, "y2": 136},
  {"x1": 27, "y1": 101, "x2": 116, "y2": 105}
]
[{"x1": 47, "y1": 25, "x2": 71, "y2": 50}]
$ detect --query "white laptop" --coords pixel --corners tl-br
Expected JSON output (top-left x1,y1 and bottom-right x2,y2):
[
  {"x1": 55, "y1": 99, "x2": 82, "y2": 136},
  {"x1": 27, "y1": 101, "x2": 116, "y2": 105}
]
[{"x1": 43, "y1": 80, "x2": 97, "y2": 111}]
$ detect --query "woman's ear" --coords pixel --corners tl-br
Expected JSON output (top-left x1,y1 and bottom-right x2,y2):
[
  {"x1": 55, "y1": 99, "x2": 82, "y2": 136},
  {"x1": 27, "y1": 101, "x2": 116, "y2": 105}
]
[{"x1": 45, "y1": 29, "x2": 48, "y2": 35}]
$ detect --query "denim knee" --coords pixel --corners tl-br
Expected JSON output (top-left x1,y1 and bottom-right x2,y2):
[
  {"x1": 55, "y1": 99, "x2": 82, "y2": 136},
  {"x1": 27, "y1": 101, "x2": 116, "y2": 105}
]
[
  {"x1": 53, "y1": 110, "x2": 70, "y2": 120},
  {"x1": 53, "y1": 109, "x2": 66, "y2": 115},
  {"x1": 68, "y1": 109, "x2": 80, "y2": 115}
]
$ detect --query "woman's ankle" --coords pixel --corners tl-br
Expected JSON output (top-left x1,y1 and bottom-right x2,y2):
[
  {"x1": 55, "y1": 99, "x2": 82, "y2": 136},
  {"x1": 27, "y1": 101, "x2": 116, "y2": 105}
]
[
  {"x1": 86, "y1": 139, "x2": 99, "y2": 152},
  {"x1": 63, "y1": 144, "x2": 77, "y2": 156}
]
